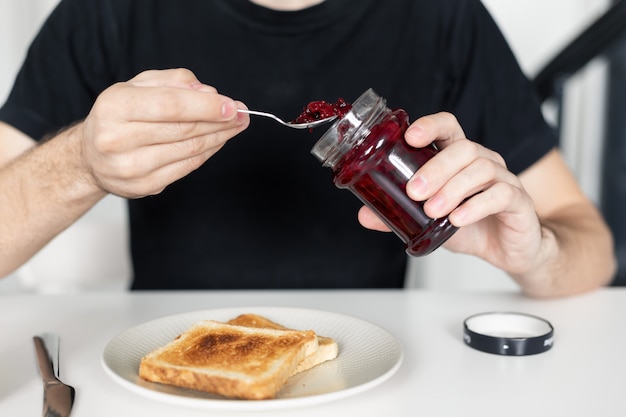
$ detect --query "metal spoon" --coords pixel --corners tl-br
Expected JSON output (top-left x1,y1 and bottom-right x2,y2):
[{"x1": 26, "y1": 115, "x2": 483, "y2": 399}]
[{"x1": 237, "y1": 109, "x2": 337, "y2": 129}]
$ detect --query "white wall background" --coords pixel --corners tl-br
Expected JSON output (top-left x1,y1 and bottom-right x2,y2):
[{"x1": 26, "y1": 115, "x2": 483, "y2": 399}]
[
  {"x1": 0, "y1": 0, "x2": 59, "y2": 102},
  {"x1": 0, "y1": 0, "x2": 612, "y2": 292}
]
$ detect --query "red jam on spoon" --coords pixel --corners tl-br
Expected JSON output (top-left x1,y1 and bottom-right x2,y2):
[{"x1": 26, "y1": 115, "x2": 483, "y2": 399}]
[{"x1": 292, "y1": 98, "x2": 352, "y2": 124}]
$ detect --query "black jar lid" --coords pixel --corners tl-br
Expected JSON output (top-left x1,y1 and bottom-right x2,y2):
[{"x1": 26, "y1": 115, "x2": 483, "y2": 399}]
[{"x1": 463, "y1": 312, "x2": 554, "y2": 356}]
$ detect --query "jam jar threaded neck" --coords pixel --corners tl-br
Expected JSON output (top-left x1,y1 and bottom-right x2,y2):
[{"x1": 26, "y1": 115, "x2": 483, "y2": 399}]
[{"x1": 311, "y1": 88, "x2": 389, "y2": 169}]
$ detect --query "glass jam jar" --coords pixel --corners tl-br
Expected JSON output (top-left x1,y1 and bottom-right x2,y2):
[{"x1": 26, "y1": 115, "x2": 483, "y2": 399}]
[{"x1": 311, "y1": 88, "x2": 458, "y2": 256}]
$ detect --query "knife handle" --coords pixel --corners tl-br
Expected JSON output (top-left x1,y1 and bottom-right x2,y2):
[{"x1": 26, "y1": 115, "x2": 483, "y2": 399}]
[{"x1": 33, "y1": 336, "x2": 57, "y2": 381}]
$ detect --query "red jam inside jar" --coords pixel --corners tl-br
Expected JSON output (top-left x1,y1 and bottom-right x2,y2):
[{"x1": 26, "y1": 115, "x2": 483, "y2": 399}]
[{"x1": 311, "y1": 89, "x2": 458, "y2": 256}]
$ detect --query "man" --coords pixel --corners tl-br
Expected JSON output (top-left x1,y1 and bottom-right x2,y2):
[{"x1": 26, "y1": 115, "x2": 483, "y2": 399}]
[{"x1": 0, "y1": 0, "x2": 616, "y2": 296}]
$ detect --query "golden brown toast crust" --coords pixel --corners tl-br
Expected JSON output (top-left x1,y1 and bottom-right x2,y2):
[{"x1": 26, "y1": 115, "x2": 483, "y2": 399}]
[
  {"x1": 139, "y1": 320, "x2": 317, "y2": 400},
  {"x1": 227, "y1": 314, "x2": 285, "y2": 330},
  {"x1": 228, "y1": 314, "x2": 339, "y2": 374}
]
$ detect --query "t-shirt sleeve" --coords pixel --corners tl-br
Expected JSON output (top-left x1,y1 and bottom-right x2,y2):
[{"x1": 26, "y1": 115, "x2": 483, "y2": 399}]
[
  {"x1": 0, "y1": 0, "x2": 120, "y2": 141},
  {"x1": 442, "y1": 0, "x2": 558, "y2": 175}
]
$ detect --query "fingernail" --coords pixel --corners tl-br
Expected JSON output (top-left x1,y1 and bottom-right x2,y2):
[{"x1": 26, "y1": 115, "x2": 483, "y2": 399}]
[
  {"x1": 405, "y1": 125, "x2": 424, "y2": 141},
  {"x1": 408, "y1": 175, "x2": 427, "y2": 197},
  {"x1": 221, "y1": 101, "x2": 236, "y2": 118},
  {"x1": 428, "y1": 195, "x2": 444, "y2": 212}
]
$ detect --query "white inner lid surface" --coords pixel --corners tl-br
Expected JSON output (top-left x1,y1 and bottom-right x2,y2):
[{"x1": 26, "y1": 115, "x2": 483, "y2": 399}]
[{"x1": 465, "y1": 313, "x2": 552, "y2": 338}]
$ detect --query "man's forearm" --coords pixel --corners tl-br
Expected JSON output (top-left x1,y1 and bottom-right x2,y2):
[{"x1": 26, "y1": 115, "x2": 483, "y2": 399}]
[
  {"x1": 0, "y1": 125, "x2": 105, "y2": 277},
  {"x1": 512, "y1": 204, "x2": 616, "y2": 298}
]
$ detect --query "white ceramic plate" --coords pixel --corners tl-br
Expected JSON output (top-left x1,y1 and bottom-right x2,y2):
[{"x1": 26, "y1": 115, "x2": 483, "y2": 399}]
[{"x1": 101, "y1": 306, "x2": 403, "y2": 411}]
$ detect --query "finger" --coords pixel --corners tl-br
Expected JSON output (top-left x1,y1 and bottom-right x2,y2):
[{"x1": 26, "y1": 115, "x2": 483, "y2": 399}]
[
  {"x1": 89, "y1": 87, "x2": 242, "y2": 152},
  {"x1": 151, "y1": 124, "x2": 248, "y2": 168},
  {"x1": 424, "y1": 160, "x2": 519, "y2": 218},
  {"x1": 91, "y1": 116, "x2": 247, "y2": 154},
  {"x1": 106, "y1": 144, "x2": 226, "y2": 198},
  {"x1": 357, "y1": 206, "x2": 391, "y2": 232},
  {"x1": 407, "y1": 139, "x2": 507, "y2": 201},
  {"x1": 129, "y1": 68, "x2": 218, "y2": 93},
  {"x1": 422, "y1": 155, "x2": 516, "y2": 219},
  {"x1": 447, "y1": 181, "x2": 527, "y2": 227},
  {"x1": 103, "y1": 123, "x2": 248, "y2": 179},
  {"x1": 116, "y1": 85, "x2": 238, "y2": 122},
  {"x1": 404, "y1": 112, "x2": 466, "y2": 149}
]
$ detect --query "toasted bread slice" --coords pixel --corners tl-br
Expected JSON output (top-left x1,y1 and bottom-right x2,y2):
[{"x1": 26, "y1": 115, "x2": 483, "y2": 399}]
[
  {"x1": 138, "y1": 320, "x2": 317, "y2": 400},
  {"x1": 227, "y1": 313, "x2": 338, "y2": 374}
]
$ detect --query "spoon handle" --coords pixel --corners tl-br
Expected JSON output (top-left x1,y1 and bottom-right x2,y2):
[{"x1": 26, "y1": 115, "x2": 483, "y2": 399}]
[{"x1": 237, "y1": 109, "x2": 288, "y2": 125}]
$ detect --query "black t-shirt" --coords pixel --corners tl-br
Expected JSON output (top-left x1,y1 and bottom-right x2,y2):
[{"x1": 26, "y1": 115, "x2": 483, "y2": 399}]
[{"x1": 0, "y1": 0, "x2": 557, "y2": 289}]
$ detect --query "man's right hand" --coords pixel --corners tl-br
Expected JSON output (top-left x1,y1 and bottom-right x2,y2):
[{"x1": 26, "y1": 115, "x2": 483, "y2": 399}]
[
  {"x1": 78, "y1": 68, "x2": 249, "y2": 198},
  {"x1": 0, "y1": 68, "x2": 250, "y2": 277}
]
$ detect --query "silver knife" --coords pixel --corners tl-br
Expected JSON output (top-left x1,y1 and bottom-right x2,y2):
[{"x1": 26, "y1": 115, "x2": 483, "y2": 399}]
[{"x1": 33, "y1": 333, "x2": 76, "y2": 417}]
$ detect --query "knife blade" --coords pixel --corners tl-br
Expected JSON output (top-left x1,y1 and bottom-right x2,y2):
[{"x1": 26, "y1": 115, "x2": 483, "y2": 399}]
[{"x1": 33, "y1": 333, "x2": 76, "y2": 417}]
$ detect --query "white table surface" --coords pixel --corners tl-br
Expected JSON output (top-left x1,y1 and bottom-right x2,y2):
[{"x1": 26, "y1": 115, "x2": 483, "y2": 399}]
[{"x1": 1, "y1": 288, "x2": 624, "y2": 416}]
